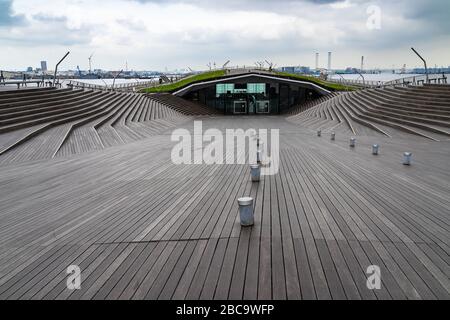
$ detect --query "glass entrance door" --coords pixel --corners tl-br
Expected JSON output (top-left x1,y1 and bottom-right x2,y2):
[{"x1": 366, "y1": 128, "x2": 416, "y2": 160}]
[
  {"x1": 255, "y1": 100, "x2": 270, "y2": 114},
  {"x1": 233, "y1": 101, "x2": 247, "y2": 114}
]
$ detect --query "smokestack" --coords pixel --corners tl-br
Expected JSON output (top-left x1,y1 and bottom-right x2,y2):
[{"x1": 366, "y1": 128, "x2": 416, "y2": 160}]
[
  {"x1": 315, "y1": 52, "x2": 319, "y2": 70},
  {"x1": 328, "y1": 52, "x2": 332, "y2": 70},
  {"x1": 361, "y1": 56, "x2": 364, "y2": 72}
]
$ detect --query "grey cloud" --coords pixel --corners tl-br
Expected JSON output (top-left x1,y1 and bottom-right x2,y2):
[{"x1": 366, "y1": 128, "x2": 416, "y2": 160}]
[
  {"x1": 116, "y1": 18, "x2": 148, "y2": 32},
  {"x1": 0, "y1": 0, "x2": 25, "y2": 26},
  {"x1": 131, "y1": 0, "x2": 345, "y2": 10},
  {"x1": 402, "y1": 0, "x2": 450, "y2": 32},
  {"x1": 1, "y1": 13, "x2": 93, "y2": 46},
  {"x1": 101, "y1": 0, "x2": 450, "y2": 61},
  {"x1": 1, "y1": 31, "x2": 92, "y2": 46},
  {"x1": 32, "y1": 14, "x2": 68, "y2": 23},
  {"x1": 1, "y1": 0, "x2": 449, "y2": 70}
]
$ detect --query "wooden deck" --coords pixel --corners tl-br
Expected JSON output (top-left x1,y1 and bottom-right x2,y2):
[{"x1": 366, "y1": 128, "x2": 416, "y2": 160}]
[{"x1": 0, "y1": 116, "x2": 449, "y2": 300}]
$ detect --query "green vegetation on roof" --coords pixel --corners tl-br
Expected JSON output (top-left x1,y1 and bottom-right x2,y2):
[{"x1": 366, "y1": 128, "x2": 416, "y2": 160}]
[
  {"x1": 141, "y1": 69, "x2": 355, "y2": 94},
  {"x1": 141, "y1": 70, "x2": 226, "y2": 93},
  {"x1": 275, "y1": 72, "x2": 356, "y2": 91}
]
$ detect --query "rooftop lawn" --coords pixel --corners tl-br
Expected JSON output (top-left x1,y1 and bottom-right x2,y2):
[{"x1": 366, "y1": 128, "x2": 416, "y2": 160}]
[
  {"x1": 274, "y1": 71, "x2": 356, "y2": 91},
  {"x1": 141, "y1": 70, "x2": 226, "y2": 93},
  {"x1": 141, "y1": 69, "x2": 355, "y2": 93}
]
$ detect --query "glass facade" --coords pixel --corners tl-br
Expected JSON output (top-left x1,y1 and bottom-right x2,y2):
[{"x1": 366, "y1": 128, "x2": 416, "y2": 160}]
[
  {"x1": 216, "y1": 84, "x2": 235, "y2": 97},
  {"x1": 185, "y1": 80, "x2": 317, "y2": 115},
  {"x1": 247, "y1": 83, "x2": 266, "y2": 94},
  {"x1": 214, "y1": 83, "x2": 272, "y2": 114},
  {"x1": 216, "y1": 83, "x2": 266, "y2": 97}
]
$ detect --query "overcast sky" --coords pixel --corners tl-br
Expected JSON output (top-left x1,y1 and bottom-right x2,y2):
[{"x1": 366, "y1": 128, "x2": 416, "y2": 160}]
[{"x1": 0, "y1": 0, "x2": 449, "y2": 71}]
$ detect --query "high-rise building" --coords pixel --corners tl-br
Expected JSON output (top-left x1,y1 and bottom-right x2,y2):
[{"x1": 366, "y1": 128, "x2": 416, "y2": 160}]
[{"x1": 41, "y1": 61, "x2": 48, "y2": 72}]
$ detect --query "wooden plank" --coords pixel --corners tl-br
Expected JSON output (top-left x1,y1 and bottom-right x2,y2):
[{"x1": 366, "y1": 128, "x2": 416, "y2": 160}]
[
  {"x1": 144, "y1": 241, "x2": 189, "y2": 299},
  {"x1": 199, "y1": 238, "x2": 228, "y2": 300},
  {"x1": 92, "y1": 242, "x2": 148, "y2": 300},
  {"x1": 163, "y1": 240, "x2": 207, "y2": 300},
  {"x1": 214, "y1": 237, "x2": 239, "y2": 300},
  {"x1": 186, "y1": 238, "x2": 219, "y2": 300}
]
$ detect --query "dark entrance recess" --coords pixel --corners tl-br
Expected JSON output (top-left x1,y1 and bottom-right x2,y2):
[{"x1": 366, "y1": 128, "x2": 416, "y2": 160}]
[{"x1": 183, "y1": 81, "x2": 322, "y2": 115}]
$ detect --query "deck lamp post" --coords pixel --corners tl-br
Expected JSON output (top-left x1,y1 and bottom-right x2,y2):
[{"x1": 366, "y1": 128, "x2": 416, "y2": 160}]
[
  {"x1": 53, "y1": 51, "x2": 70, "y2": 87},
  {"x1": 411, "y1": 48, "x2": 429, "y2": 84},
  {"x1": 335, "y1": 73, "x2": 350, "y2": 91},
  {"x1": 112, "y1": 69, "x2": 124, "y2": 90},
  {"x1": 100, "y1": 78, "x2": 109, "y2": 88},
  {"x1": 355, "y1": 70, "x2": 365, "y2": 87}
]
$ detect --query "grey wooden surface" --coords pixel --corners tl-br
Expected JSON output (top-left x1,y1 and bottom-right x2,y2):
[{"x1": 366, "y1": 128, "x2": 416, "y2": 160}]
[{"x1": 0, "y1": 115, "x2": 448, "y2": 300}]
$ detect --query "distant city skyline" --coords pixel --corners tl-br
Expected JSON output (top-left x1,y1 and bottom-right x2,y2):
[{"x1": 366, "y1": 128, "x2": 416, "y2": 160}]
[{"x1": 1, "y1": 0, "x2": 449, "y2": 71}]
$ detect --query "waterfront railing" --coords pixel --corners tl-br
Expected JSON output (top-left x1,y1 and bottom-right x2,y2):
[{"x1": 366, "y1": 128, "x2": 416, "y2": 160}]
[
  {"x1": 327, "y1": 73, "x2": 448, "y2": 89},
  {"x1": 67, "y1": 79, "x2": 158, "y2": 92}
]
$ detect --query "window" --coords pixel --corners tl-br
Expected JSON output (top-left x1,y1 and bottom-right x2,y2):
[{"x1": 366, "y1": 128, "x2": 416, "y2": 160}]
[
  {"x1": 216, "y1": 84, "x2": 234, "y2": 97},
  {"x1": 216, "y1": 83, "x2": 266, "y2": 97},
  {"x1": 234, "y1": 83, "x2": 247, "y2": 93},
  {"x1": 247, "y1": 83, "x2": 266, "y2": 94}
]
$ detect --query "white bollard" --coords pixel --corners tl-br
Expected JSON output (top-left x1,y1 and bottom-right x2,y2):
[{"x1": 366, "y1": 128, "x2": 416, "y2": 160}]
[
  {"x1": 238, "y1": 197, "x2": 254, "y2": 226},
  {"x1": 331, "y1": 132, "x2": 336, "y2": 141},
  {"x1": 317, "y1": 130, "x2": 322, "y2": 137},
  {"x1": 403, "y1": 152, "x2": 412, "y2": 165},
  {"x1": 350, "y1": 138, "x2": 356, "y2": 148},
  {"x1": 250, "y1": 164, "x2": 261, "y2": 182},
  {"x1": 372, "y1": 144, "x2": 379, "y2": 155}
]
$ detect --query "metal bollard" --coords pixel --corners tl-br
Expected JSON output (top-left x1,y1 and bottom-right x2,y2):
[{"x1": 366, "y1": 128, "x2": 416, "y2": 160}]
[
  {"x1": 350, "y1": 138, "x2": 356, "y2": 148},
  {"x1": 250, "y1": 164, "x2": 261, "y2": 182},
  {"x1": 331, "y1": 132, "x2": 336, "y2": 141},
  {"x1": 317, "y1": 130, "x2": 322, "y2": 137},
  {"x1": 238, "y1": 197, "x2": 254, "y2": 226},
  {"x1": 372, "y1": 144, "x2": 379, "y2": 155},
  {"x1": 403, "y1": 152, "x2": 412, "y2": 165}
]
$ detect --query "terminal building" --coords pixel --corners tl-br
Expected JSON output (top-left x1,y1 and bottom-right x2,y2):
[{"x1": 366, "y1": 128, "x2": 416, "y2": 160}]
[{"x1": 173, "y1": 72, "x2": 330, "y2": 115}]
